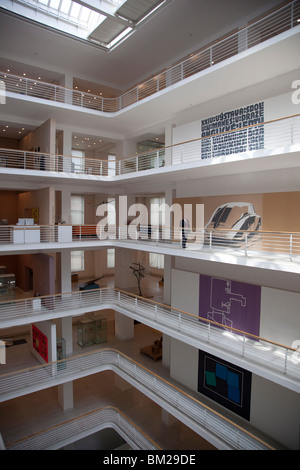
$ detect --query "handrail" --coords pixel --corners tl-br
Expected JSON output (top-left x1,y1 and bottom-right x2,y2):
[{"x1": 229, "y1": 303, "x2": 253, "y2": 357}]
[
  {"x1": 0, "y1": 0, "x2": 299, "y2": 114},
  {"x1": 0, "y1": 347, "x2": 275, "y2": 450},
  {"x1": 0, "y1": 113, "x2": 299, "y2": 177},
  {"x1": 6, "y1": 406, "x2": 160, "y2": 450},
  {"x1": 0, "y1": 286, "x2": 295, "y2": 354},
  {"x1": 0, "y1": 287, "x2": 298, "y2": 385},
  {"x1": 118, "y1": 113, "x2": 300, "y2": 161},
  {"x1": 1, "y1": 223, "x2": 300, "y2": 265}
]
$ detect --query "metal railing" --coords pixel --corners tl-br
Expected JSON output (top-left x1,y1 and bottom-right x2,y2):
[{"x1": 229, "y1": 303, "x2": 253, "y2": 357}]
[
  {"x1": 6, "y1": 406, "x2": 160, "y2": 450},
  {"x1": 0, "y1": 0, "x2": 299, "y2": 113},
  {"x1": 0, "y1": 114, "x2": 299, "y2": 178},
  {"x1": 0, "y1": 223, "x2": 300, "y2": 264},
  {"x1": 0, "y1": 347, "x2": 275, "y2": 450},
  {"x1": 0, "y1": 287, "x2": 298, "y2": 385}
]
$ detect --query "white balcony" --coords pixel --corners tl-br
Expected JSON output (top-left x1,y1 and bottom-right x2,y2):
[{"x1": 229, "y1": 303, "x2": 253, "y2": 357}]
[
  {"x1": 0, "y1": 114, "x2": 299, "y2": 185},
  {"x1": 0, "y1": 345, "x2": 278, "y2": 450},
  {"x1": 6, "y1": 406, "x2": 160, "y2": 451},
  {"x1": 0, "y1": 287, "x2": 298, "y2": 393},
  {"x1": 0, "y1": 224, "x2": 299, "y2": 275},
  {"x1": 1, "y1": 0, "x2": 300, "y2": 118}
]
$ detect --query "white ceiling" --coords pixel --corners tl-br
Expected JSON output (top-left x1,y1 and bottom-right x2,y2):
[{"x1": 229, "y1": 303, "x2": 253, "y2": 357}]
[
  {"x1": 0, "y1": 0, "x2": 285, "y2": 90},
  {"x1": 0, "y1": 0, "x2": 298, "y2": 193}
]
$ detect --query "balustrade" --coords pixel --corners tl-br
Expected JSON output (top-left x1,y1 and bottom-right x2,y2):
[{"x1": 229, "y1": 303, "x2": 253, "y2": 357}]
[
  {"x1": 1, "y1": 1, "x2": 299, "y2": 113},
  {"x1": 0, "y1": 287, "x2": 298, "y2": 386},
  {"x1": 0, "y1": 347, "x2": 275, "y2": 450}
]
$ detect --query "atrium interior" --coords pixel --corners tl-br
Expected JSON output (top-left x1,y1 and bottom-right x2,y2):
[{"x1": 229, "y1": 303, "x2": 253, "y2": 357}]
[{"x1": 0, "y1": 0, "x2": 299, "y2": 452}]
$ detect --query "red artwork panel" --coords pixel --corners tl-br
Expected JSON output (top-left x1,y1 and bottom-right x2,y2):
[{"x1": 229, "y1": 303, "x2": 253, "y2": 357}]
[{"x1": 32, "y1": 324, "x2": 48, "y2": 362}]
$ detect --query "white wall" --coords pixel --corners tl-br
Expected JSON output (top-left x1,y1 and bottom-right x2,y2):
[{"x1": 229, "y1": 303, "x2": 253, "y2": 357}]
[
  {"x1": 250, "y1": 375, "x2": 300, "y2": 450},
  {"x1": 169, "y1": 267, "x2": 300, "y2": 449},
  {"x1": 170, "y1": 268, "x2": 199, "y2": 314},
  {"x1": 172, "y1": 90, "x2": 298, "y2": 169},
  {"x1": 260, "y1": 287, "x2": 300, "y2": 347}
]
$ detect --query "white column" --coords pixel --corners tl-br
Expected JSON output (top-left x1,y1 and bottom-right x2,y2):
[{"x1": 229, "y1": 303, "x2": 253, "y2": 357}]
[
  {"x1": 115, "y1": 311, "x2": 134, "y2": 340},
  {"x1": 57, "y1": 381, "x2": 74, "y2": 412},
  {"x1": 60, "y1": 74, "x2": 73, "y2": 105},
  {"x1": 164, "y1": 123, "x2": 174, "y2": 166},
  {"x1": 114, "y1": 248, "x2": 135, "y2": 341},
  {"x1": 61, "y1": 188, "x2": 71, "y2": 224},
  {"x1": 163, "y1": 187, "x2": 176, "y2": 305},
  {"x1": 57, "y1": 249, "x2": 74, "y2": 411},
  {"x1": 114, "y1": 194, "x2": 136, "y2": 341},
  {"x1": 63, "y1": 128, "x2": 72, "y2": 173}
]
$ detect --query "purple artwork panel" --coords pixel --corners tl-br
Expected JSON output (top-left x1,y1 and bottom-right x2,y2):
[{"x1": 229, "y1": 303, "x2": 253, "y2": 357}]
[{"x1": 199, "y1": 274, "x2": 261, "y2": 336}]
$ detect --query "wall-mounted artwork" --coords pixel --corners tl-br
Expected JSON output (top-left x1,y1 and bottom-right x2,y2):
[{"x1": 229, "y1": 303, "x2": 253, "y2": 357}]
[
  {"x1": 201, "y1": 101, "x2": 264, "y2": 159},
  {"x1": 198, "y1": 349, "x2": 252, "y2": 420},
  {"x1": 32, "y1": 324, "x2": 48, "y2": 362},
  {"x1": 199, "y1": 274, "x2": 261, "y2": 337}
]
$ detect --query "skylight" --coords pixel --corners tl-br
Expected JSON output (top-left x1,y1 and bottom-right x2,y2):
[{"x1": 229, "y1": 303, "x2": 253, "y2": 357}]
[
  {"x1": 1, "y1": 0, "x2": 172, "y2": 50},
  {"x1": 7, "y1": 0, "x2": 107, "y2": 39}
]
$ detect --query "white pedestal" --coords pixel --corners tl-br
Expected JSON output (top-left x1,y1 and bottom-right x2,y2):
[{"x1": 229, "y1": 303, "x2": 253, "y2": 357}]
[
  {"x1": 32, "y1": 298, "x2": 42, "y2": 310},
  {"x1": 56, "y1": 225, "x2": 72, "y2": 242}
]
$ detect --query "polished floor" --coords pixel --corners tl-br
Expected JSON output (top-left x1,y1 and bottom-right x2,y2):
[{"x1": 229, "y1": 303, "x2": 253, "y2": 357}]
[{"x1": 0, "y1": 275, "x2": 217, "y2": 451}]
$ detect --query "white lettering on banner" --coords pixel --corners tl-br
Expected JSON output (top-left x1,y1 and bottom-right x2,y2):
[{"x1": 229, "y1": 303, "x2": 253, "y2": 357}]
[
  {"x1": 291, "y1": 340, "x2": 300, "y2": 364},
  {"x1": 0, "y1": 81, "x2": 6, "y2": 104},
  {"x1": 96, "y1": 196, "x2": 204, "y2": 247},
  {"x1": 0, "y1": 340, "x2": 6, "y2": 364},
  {"x1": 291, "y1": 80, "x2": 300, "y2": 104}
]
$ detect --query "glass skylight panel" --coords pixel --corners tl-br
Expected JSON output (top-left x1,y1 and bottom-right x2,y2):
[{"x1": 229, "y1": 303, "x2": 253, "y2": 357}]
[
  {"x1": 5, "y1": 0, "x2": 106, "y2": 39},
  {"x1": 2, "y1": 0, "x2": 170, "y2": 48},
  {"x1": 60, "y1": 0, "x2": 72, "y2": 15},
  {"x1": 69, "y1": 2, "x2": 81, "y2": 19},
  {"x1": 49, "y1": 0, "x2": 60, "y2": 9}
]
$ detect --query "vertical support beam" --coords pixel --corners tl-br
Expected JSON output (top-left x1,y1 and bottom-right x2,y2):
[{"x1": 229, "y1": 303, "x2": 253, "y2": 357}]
[{"x1": 57, "y1": 249, "x2": 74, "y2": 411}]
